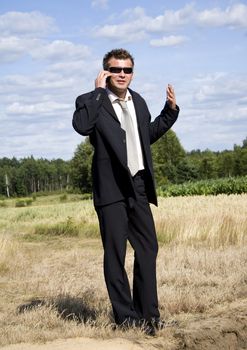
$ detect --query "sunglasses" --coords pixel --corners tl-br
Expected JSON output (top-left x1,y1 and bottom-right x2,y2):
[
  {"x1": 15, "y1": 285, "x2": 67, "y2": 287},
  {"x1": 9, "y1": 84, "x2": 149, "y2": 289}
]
[{"x1": 108, "y1": 67, "x2": 133, "y2": 74}]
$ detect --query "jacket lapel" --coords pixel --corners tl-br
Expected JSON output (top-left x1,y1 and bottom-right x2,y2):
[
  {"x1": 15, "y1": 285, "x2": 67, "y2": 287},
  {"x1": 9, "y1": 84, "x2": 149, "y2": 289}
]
[
  {"x1": 100, "y1": 92, "x2": 128, "y2": 169},
  {"x1": 102, "y1": 94, "x2": 120, "y2": 124}
]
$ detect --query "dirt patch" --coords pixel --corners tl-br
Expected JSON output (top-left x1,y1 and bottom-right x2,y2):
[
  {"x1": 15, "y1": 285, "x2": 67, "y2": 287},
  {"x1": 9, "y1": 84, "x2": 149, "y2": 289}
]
[
  {"x1": 174, "y1": 298, "x2": 247, "y2": 350},
  {"x1": 0, "y1": 337, "x2": 149, "y2": 350}
]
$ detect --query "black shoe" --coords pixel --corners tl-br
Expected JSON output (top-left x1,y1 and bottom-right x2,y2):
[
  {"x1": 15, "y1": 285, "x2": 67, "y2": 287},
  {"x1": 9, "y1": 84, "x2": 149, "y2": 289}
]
[
  {"x1": 151, "y1": 318, "x2": 178, "y2": 330},
  {"x1": 151, "y1": 318, "x2": 166, "y2": 330},
  {"x1": 115, "y1": 317, "x2": 141, "y2": 331},
  {"x1": 114, "y1": 318, "x2": 156, "y2": 336},
  {"x1": 143, "y1": 322, "x2": 156, "y2": 336}
]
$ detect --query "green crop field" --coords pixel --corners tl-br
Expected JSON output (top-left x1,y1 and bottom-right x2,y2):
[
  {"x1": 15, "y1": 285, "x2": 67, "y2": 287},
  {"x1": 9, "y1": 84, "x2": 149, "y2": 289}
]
[{"x1": 158, "y1": 176, "x2": 247, "y2": 197}]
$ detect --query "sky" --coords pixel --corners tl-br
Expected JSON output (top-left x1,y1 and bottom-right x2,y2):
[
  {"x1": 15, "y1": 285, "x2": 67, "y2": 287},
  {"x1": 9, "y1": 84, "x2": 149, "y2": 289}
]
[{"x1": 0, "y1": 0, "x2": 247, "y2": 160}]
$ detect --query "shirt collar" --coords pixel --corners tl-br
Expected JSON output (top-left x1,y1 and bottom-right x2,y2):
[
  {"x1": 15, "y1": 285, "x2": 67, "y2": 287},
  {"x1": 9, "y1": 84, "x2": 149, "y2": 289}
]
[{"x1": 106, "y1": 88, "x2": 132, "y2": 103}]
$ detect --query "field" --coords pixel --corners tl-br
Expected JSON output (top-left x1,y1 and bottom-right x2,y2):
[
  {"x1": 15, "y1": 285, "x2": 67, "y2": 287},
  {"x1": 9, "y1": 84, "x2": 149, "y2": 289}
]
[{"x1": 0, "y1": 194, "x2": 247, "y2": 350}]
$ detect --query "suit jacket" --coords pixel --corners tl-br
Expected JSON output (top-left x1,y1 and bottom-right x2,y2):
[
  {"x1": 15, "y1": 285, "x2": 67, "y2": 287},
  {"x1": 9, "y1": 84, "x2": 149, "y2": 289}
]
[{"x1": 72, "y1": 87, "x2": 179, "y2": 207}]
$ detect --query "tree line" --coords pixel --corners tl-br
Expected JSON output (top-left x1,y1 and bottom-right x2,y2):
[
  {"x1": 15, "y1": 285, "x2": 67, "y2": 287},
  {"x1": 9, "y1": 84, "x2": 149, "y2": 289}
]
[
  {"x1": 0, "y1": 157, "x2": 70, "y2": 197},
  {"x1": 71, "y1": 131, "x2": 247, "y2": 193},
  {"x1": 0, "y1": 131, "x2": 246, "y2": 197}
]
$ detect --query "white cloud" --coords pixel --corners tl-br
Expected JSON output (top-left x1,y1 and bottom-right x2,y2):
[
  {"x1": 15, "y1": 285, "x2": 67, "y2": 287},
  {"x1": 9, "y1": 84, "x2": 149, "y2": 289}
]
[
  {"x1": 93, "y1": 5, "x2": 194, "y2": 42},
  {"x1": 6, "y1": 101, "x2": 71, "y2": 116},
  {"x1": 0, "y1": 73, "x2": 75, "y2": 97},
  {"x1": 0, "y1": 37, "x2": 91, "y2": 64},
  {"x1": 93, "y1": 3, "x2": 247, "y2": 44},
  {"x1": 131, "y1": 69, "x2": 246, "y2": 152},
  {"x1": 93, "y1": 7, "x2": 149, "y2": 42},
  {"x1": 94, "y1": 24, "x2": 147, "y2": 42},
  {"x1": 0, "y1": 11, "x2": 56, "y2": 37},
  {"x1": 0, "y1": 11, "x2": 59, "y2": 63},
  {"x1": 0, "y1": 36, "x2": 42, "y2": 63},
  {"x1": 91, "y1": 0, "x2": 108, "y2": 9},
  {"x1": 0, "y1": 36, "x2": 27, "y2": 62},
  {"x1": 146, "y1": 4, "x2": 194, "y2": 32},
  {"x1": 0, "y1": 37, "x2": 97, "y2": 159},
  {"x1": 194, "y1": 72, "x2": 247, "y2": 104},
  {"x1": 0, "y1": 115, "x2": 78, "y2": 159},
  {"x1": 30, "y1": 40, "x2": 91, "y2": 62},
  {"x1": 165, "y1": 71, "x2": 247, "y2": 150},
  {"x1": 150, "y1": 35, "x2": 188, "y2": 47},
  {"x1": 197, "y1": 3, "x2": 247, "y2": 28}
]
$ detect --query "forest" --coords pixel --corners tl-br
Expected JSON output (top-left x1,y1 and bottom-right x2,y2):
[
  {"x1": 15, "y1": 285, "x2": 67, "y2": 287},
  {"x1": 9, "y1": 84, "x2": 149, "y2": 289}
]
[{"x1": 0, "y1": 130, "x2": 246, "y2": 198}]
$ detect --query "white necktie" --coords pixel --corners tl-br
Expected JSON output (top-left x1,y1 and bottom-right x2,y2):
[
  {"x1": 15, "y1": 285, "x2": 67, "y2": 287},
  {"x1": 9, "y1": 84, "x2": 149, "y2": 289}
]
[{"x1": 118, "y1": 99, "x2": 139, "y2": 176}]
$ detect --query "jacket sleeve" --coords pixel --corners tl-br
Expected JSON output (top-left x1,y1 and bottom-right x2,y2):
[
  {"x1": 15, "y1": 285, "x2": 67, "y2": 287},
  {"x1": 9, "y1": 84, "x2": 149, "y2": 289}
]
[
  {"x1": 149, "y1": 102, "x2": 179, "y2": 144},
  {"x1": 72, "y1": 87, "x2": 107, "y2": 136}
]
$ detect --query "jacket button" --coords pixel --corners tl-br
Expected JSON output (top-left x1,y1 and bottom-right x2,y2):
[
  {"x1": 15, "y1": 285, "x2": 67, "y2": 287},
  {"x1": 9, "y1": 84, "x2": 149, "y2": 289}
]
[{"x1": 123, "y1": 139, "x2": 126, "y2": 143}]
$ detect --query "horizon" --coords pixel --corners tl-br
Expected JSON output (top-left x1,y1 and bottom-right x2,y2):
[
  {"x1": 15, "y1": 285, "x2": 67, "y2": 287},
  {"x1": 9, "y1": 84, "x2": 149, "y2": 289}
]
[{"x1": 0, "y1": 134, "x2": 245, "y2": 162}]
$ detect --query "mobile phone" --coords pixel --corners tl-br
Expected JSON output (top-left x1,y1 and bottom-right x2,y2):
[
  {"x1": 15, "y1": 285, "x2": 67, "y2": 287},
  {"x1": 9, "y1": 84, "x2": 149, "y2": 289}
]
[{"x1": 106, "y1": 76, "x2": 111, "y2": 83}]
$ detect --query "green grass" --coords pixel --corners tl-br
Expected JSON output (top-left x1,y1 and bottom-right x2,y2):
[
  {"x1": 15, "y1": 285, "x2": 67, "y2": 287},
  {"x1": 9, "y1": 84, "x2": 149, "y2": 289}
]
[{"x1": 0, "y1": 194, "x2": 99, "y2": 242}]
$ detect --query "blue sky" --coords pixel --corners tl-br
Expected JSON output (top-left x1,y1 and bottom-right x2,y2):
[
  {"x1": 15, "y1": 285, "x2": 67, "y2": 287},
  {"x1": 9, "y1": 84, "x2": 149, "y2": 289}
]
[{"x1": 0, "y1": 0, "x2": 247, "y2": 160}]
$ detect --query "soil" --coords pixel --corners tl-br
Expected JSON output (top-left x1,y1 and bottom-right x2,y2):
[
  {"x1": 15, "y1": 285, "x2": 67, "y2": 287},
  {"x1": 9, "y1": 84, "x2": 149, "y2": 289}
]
[{"x1": 173, "y1": 298, "x2": 247, "y2": 350}]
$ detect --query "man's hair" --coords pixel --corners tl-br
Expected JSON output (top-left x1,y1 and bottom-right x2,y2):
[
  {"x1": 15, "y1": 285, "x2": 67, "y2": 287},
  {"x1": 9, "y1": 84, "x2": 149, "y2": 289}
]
[{"x1": 103, "y1": 48, "x2": 134, "y2": 70}]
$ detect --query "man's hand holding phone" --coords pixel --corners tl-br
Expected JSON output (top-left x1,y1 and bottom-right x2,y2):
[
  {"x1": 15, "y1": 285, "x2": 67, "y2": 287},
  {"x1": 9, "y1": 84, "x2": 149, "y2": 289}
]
[{"x1": 95, "y1": 70, "x2": 112, "y2": 89}]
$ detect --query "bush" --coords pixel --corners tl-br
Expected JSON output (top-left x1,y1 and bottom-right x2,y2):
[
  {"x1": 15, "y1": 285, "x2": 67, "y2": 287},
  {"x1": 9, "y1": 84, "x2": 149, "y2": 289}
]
[
  {"x1": 15, "y1": 199, "x2": 33, "y2": 207},
  {"x1": 34, "y1": 217, "x2": 79, "y2": 237},
  {"x1": 15, "y1": 200, "x2": 27, "y2": 207},
  {"x1": 59, "y1": 194, "x2": 68, "y2": 202},
  {"x1": 158, "y1": 176, "x2": 247, "y2": 197},
  {"x1": 81, "y1": 193, "x2": 92, "y2": 200},
  {"x1": 26, "y1": 199, "x2": 33, "y2": 206},
  {"x1": 0, "y1": 201, "x2": 7, "y2": 208}
]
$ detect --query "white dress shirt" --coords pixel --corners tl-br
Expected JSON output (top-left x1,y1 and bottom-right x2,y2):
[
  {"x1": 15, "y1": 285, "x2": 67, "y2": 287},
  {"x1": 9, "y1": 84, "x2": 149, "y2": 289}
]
[{"x1": 107, "y1": 88, "x2": 144, "y2": 172}]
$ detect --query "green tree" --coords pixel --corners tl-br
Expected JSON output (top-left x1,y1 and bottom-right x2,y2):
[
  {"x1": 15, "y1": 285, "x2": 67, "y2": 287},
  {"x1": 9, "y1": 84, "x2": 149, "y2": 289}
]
[
  {"x1": 70, "y1": 137, "x2": 93, "y2": 193},
  {"x1": 198, "y1": 150, "x2": 218, "y2": 179},
  {"x1": 176, "y1": 158, "x2": 200, "y2": 183},
  {"x1": 242, "y1": 136, "x2": 247, "y2": 149},
  {"x1": 152, "y1": 130, "x2": 186, "y2": 185},
  {"x1": 233, "y1": 142, "x2": 247, "y2": 176},
  {"x1": 217, "y1": 151, "x2": 235, "y2": 177}
]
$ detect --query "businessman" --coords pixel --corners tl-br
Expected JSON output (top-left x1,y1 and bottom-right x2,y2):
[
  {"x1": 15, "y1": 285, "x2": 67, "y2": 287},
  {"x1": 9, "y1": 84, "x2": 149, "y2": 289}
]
[{"x1": 72, "y1": 48, "x2": 179, "y2": 335}]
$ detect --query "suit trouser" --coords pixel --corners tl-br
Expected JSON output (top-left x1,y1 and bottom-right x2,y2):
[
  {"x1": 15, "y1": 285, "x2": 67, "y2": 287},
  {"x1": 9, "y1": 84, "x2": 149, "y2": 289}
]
[{"x1": 96, "y1": 171, "x2": 160, "y2": 324}]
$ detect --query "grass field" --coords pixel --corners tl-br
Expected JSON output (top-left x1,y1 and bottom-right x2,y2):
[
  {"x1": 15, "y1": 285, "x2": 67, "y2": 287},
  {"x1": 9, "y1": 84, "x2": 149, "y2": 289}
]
[{"x1": 0, "y1": 194, "x2": 246, "y2": 348}]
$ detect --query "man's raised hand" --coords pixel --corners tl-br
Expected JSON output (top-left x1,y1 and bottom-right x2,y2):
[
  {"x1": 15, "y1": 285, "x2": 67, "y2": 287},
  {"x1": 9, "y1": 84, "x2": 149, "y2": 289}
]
[{"x1": 166, "y1": 84, "x2": 177, "y2": 110}]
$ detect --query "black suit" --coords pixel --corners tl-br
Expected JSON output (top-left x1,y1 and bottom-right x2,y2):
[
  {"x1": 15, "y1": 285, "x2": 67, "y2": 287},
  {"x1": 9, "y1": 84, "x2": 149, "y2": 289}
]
[{"x1": 73, "y1": 87, "x2": 179, "y2": 324}]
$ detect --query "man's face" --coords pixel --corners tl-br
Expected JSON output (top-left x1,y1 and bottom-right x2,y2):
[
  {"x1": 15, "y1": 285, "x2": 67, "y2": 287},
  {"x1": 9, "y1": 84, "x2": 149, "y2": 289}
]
[{"x1": 106, "y1": 58, "x2": 133, "y2": 98}]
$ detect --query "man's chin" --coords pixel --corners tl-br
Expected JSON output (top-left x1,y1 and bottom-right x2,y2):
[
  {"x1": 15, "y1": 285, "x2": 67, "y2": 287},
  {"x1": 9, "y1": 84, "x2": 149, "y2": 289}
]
[
  {"x1": 117, "y1": 83, "x2": 130, "y2": 92},
  {"x1": 109, "y1": 85, "x2": 128, "y2": 96}
]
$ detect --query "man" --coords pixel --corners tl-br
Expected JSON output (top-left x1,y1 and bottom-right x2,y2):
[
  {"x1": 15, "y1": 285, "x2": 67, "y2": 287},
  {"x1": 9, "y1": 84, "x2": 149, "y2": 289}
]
[{"x1": 72, "y1": 48, "x2": 179, "y2": 335}]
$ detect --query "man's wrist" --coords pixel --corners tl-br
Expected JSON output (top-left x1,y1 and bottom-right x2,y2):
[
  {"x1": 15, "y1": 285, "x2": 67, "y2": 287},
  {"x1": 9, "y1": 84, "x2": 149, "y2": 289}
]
[{"x1": 165, "y1": 101, "x2": 178, "y2": 110}]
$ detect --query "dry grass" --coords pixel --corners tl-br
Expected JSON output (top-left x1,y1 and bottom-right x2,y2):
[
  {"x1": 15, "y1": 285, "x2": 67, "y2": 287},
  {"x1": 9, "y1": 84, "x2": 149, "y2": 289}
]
[
  {"x1": 0, "y1": 194, "x2": 246, "y2": 347},
  {"x1": 153, "y1": 194, "x2": 247, "y2": 246}
]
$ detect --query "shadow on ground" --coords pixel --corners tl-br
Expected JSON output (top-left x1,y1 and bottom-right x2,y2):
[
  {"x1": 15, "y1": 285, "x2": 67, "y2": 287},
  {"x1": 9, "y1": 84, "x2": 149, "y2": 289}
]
[{"x1": 17, "y1": 295, "x2": 98, "y2": 322}]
